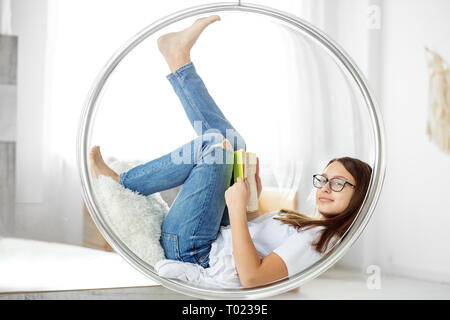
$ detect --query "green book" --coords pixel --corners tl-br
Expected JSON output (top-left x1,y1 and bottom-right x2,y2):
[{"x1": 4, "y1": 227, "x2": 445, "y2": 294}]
[{"x1": 233, "y1": 149, "x2": 246, "y2": 183}]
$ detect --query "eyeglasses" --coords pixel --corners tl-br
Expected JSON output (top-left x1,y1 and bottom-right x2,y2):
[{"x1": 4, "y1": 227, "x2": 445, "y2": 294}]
[{"x1": 313, "y1": 174, "x2": 356, "y2": 192}]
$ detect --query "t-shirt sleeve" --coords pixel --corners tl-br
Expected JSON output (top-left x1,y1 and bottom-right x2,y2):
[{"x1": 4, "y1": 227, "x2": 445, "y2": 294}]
[{"x1": 272, "y1": 228, "x2": 324, "y2": 277}]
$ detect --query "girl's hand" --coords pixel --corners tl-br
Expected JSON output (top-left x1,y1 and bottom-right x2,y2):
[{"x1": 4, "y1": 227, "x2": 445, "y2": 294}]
[
  {"x1": 255, "y1": 157, "x2": 262, "y2": 199},
  {"x1": 225, "y1": 177, "x2": 250, "y2": 213}
]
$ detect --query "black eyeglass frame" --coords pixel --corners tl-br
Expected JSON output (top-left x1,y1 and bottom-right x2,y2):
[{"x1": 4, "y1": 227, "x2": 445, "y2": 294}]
[{"x1": 313, "y1": 174, "x2": 356, "y2": 192}]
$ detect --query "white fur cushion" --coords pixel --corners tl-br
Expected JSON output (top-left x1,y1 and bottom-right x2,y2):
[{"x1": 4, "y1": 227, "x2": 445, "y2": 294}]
[
  {"x1": 90, "y1": 159, "x2": 243, "y2": 288},
  {"x1": 91, "y1": 159, "x2": 169, "y2": 266}
]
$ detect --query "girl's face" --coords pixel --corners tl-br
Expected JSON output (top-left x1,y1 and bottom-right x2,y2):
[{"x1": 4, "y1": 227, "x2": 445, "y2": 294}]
[{"x1": 315, "y1": 161, "x2": 356, "y2": 216}]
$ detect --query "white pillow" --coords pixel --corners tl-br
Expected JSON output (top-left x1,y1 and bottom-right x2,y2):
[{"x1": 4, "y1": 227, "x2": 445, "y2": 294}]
[
  {"x1": 90, "y1": 159, "x2": 244, "y2": 288},
  {"x1": 91, "y1": 159, "x2": 169, "y2": 266}
]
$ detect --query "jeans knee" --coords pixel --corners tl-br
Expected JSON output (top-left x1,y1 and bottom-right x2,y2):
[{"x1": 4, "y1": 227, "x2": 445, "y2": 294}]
[
  {"x1": 202, "y1": 132, "x2": 233, "y2": 150},
  {"x1": 222, "y1": 137, "x2": 233, "y2": 151},
  {"x1": 202, "y1": 132, "x2": 224, "y2": 147},
  {"x1": 201, "y1": 131, "x2": 246, "y2": 152}
]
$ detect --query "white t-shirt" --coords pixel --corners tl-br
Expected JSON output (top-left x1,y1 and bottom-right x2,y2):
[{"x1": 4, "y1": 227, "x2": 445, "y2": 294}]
[
  {"x1": 155, "y1": 210, "x2": 338, "y2": 288},
  {"x1": 206, "y1": 210, "x2": 333, "y2": 287}
]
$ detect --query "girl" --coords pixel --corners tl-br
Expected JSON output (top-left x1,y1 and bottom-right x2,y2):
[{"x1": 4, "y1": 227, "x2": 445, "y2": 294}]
[{"x1": 89, "y1": 15, "x2": 372, "y2": 289}]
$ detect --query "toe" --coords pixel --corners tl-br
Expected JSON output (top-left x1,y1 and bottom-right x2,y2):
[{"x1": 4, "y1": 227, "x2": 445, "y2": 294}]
[
  {"x1": 195, "y1": 15, "x2": 220, "y2": 26},
  {"x1": 89, "y1": 147, "x2": 96, "y2": 159},
  {"x1": 90, "y1": 146, "x2": 102, "y2": 163}
]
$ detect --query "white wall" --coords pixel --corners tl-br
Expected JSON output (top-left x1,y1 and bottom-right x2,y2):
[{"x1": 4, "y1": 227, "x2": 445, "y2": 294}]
[
  {"x1": 11, "y1": 0, "x2": 48, "y2": 237},
  {"x1": 377, "y1": 0, "x2": 450, "y2": 283},
  {"x1": 337, "y1": 0, "x2": 450, "y2": 284}
]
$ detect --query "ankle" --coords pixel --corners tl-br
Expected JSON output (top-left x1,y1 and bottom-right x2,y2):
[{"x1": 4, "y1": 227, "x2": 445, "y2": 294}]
[{"x1": 168, "y1": 54, "x2": 191, "y2": 73}]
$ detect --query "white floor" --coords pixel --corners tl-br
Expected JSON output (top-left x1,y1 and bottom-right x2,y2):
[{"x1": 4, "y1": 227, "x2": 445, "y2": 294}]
[
  {"x1": 1, "y1": 237, "x2": 449, "y2": 300},
  {"x1": 274, "y1": 267, "x2": 450, "y2": 300},
  {"x1": 0, "y1": 237, "x2": 157, "y2": 293}
]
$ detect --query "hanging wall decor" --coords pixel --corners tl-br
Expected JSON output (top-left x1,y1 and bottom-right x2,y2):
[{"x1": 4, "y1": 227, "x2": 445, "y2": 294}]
[{"x1": 425, "y1": 47, "x2": 450, "y2": 153}]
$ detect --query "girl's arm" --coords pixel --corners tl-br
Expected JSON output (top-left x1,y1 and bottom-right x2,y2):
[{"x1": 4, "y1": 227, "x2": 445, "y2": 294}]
[
  {"x1": 229, "y1": 205, "x2": 261, "y2": 286},
  {"x1": 226, "y1": 177, "x2": 288, "y2": 288}
]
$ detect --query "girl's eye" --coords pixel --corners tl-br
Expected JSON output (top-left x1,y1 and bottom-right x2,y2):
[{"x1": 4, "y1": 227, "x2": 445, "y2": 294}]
[{"x1": 332, "y1": 179, "x2": 345, "y2": 187}]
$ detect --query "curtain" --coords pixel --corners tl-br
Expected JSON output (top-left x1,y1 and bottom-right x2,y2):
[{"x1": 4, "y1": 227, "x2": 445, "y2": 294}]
[
  {"x1": 39, "y1": 0, "x2": 187, "y2": 244},
  {"x1": 26, "y1": 0, "x2": 373, "y2": 245},
  {"x1": 0, "y1": 0, "x2": 12, "y2": 34}
]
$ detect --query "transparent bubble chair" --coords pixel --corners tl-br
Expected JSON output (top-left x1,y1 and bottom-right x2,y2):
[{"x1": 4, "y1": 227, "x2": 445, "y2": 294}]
[{"x1": 77, "y1": 2, "x2": 386, "y2": 299}]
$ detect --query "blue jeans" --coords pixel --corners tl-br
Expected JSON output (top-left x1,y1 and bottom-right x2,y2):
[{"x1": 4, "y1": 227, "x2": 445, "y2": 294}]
[{"x1": 118, "y1": 61, "x2": 246, "y2": 268}]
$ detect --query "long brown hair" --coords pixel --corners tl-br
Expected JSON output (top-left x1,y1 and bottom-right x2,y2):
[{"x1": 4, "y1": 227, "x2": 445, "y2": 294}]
[{"x1": 273, "y1": 157, "x2": 372, "y2": 254}]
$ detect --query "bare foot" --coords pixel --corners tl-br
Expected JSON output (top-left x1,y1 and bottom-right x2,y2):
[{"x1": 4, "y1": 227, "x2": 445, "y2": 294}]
[
  {"x1": 89, "y1": 146, "x2": 119, "y2": 183},
  {"x1": 157, "y1": 15, "x2": 221, "y2": 72}
]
